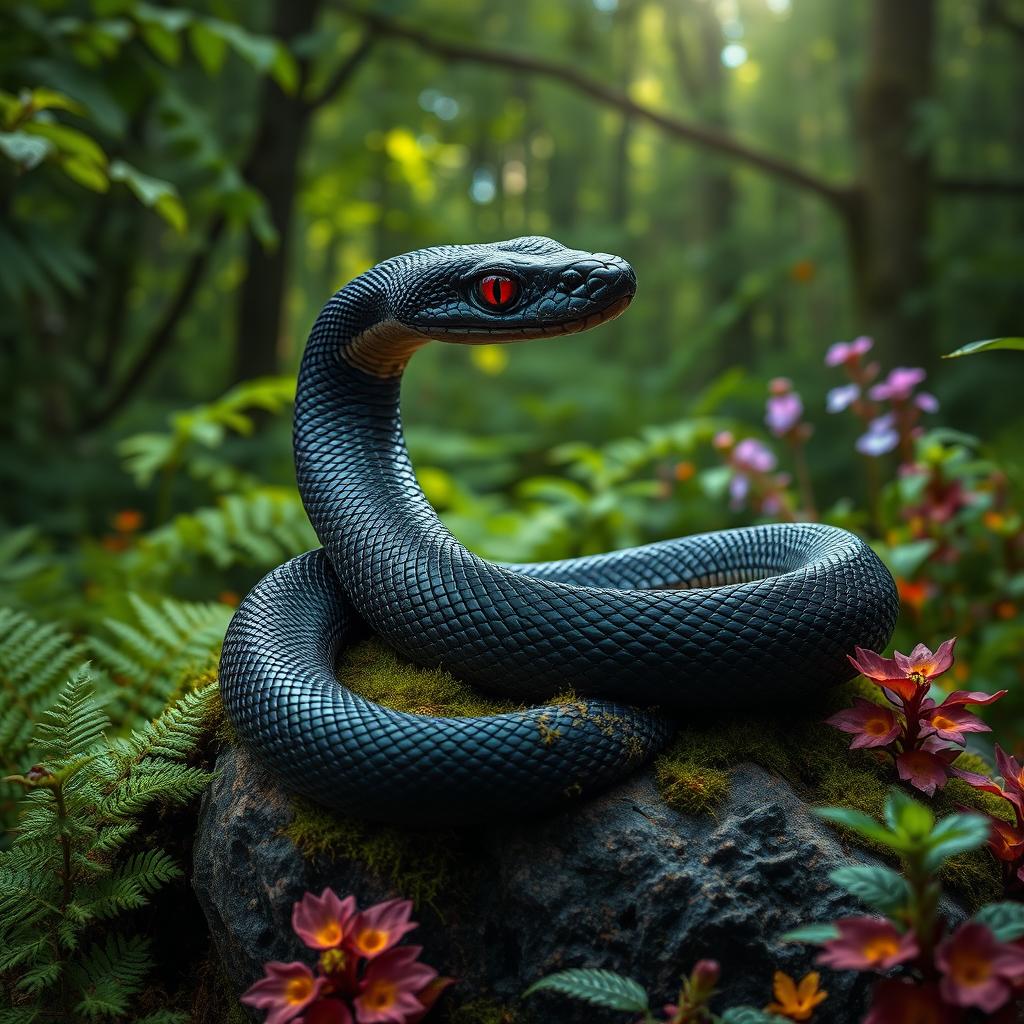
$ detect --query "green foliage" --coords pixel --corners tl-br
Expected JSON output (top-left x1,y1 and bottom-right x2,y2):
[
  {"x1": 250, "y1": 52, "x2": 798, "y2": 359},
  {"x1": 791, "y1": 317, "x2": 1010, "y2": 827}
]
[
  {"x1": 523, "y1": 970, "x2": 649, "y2": 1014},
  {"x1": 827, "y1": 865, "x2": 911, "y2": 914},
  {"x1": 943, "y1": 337, "x2": 1024, "y2": 358},
  {"x1": 0, "y1": 669, "x2": 217, "y2": 1021},
  {"x1": 972, "y1": 901, "x2": 1024, "y2": 941}
]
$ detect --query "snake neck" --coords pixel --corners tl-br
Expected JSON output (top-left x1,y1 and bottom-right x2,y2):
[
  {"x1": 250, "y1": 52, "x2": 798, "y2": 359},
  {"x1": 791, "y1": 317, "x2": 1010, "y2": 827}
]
[{"x1": 294, "y1": 281, "x2": 439, "y2": 564}]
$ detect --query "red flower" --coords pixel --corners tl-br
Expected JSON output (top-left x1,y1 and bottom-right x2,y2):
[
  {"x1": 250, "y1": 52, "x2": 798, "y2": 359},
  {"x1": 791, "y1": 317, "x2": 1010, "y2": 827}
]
[
  {"x1": 848, "y1": 639, "x2": 956, "y2": 703},
  {"x1": 896, "y1": 749, "x2": 958, "y2": 797},
  {"x1": 348, "y1": 899, "x2": 417, "y2": 960},
  {"x1": 241, "y1": 962, "x2": 327, "y2": 1024},
  {"x1": 863, "y1": 979, "x2": 957, "y2": 1024},
  {"x1": 935, "y1": 922, "x2": 1024, "y2": 1013},
  {"x1": 987, "y1": 817, "x2": 1024, "y2": 864},
  {"x1": 354, "y1": 946, "x2": 438, "y2": 1024},
  {"x1": 826, "y1": 699, "x2": 901, "y2": 749},
  {"x1": 817, "y1": 917, "x2": 919, "y2": 972},
  {"x1": 919, "y1": 703, "x2": 990, "y2": 745},
  {"x1": 292, "y1": 888, "x2": 357, "y2": 951},
  {"x1": 298, "y1": 1000, "x2": 354, "y2": 1024}
]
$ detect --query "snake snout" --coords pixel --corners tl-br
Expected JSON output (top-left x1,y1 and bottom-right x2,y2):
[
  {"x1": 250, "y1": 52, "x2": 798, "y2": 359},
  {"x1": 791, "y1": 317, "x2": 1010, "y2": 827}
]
[{"x1": 557, "y1": 256, "x2": 636, "y2": 311}]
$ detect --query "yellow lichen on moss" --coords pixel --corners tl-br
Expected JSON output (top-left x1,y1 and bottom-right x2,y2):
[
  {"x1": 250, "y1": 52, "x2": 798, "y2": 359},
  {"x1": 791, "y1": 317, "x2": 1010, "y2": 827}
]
[
  {"x1": 443, "y1": 998, "x2": 522, "y2": 1024},
  {"x1": 341, "y1": 639, "x2": 519, "y2": 716}
]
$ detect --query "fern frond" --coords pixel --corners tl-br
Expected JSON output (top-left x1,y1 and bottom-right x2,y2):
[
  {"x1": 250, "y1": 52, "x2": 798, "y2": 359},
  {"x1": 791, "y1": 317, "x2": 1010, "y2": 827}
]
[
  {"x1": 32, "y1": 666, "x2": 109, "y2": 764},
  {"x1": 124, "y1": 683, "x2": 220, "y2": 762},
  {"x1": 90, "y1": 595, "x2": 230, "y2": 721},
  {"x1": 14, "y1": 958, "x2": 61, "y2": 995},
  {"x1": 0, "y1": 1006, "x2": 41, "y2": 1024},
  {"x1": 101, "y1": 763, "x2": 211, "y2": 818},
  {"x1": 70, "y1": 933, "x2": 151, "y2": 1018}
]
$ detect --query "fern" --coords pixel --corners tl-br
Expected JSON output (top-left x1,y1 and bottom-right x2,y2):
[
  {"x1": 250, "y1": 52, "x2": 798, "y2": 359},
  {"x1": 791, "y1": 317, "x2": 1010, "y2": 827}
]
[
  {"x1": 90, "y1": 593, "x2": 231, "y2": 722},
  {"x1": 0, "y1": 670, "x2": 216, "y2": 1021},
  {"x1": 524, "y1": 969, "x2": 650, "y2": 1013},
  {"x1": 0, "y1": 607, "x2": 87, "y2": 836}
]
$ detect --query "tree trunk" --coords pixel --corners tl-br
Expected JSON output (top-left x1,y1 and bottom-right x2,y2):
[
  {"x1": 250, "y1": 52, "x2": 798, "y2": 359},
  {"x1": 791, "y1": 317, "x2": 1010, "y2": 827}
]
[
  {"x1": 851, "y1": 0, "x2": 935, "y2": 363},
  {"x1": 232, "y1": 0, "x2": 322, "y2": 383}
]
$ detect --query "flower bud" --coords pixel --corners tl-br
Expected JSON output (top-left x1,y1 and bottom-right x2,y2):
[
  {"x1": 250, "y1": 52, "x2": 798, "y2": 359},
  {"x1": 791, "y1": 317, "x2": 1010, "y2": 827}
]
[{"x1": 690, "y1": 958, "x2": 720, "y2": 996}]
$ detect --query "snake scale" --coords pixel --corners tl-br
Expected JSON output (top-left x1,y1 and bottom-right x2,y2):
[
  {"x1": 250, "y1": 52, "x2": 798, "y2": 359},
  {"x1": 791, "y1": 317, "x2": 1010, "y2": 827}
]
[{"x1": 219, "y1": 236, "x2": 899, "y2": 825}]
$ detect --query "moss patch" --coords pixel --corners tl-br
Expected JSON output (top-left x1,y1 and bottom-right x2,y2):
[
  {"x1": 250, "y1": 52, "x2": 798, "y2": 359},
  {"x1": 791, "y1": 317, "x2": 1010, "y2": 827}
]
[
  {"x1": 283, "y1": 796, "x2": 472, "y2": 913},
  {"x1": 442, "y1": 998, "x2": 523, "y2": 1024},
  {"x1": 651, "y1": 680, "x2": 1005, "y2": 907},
  {"x1": 340, "y1": 639, "x2": 520, "y2": 717}
]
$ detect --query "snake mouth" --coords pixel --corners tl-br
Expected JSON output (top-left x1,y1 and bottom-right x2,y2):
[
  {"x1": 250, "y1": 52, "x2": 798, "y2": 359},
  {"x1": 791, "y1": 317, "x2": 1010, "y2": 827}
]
[{"x1": 413, "y1": 293, "x2": 634, "y2": 345}]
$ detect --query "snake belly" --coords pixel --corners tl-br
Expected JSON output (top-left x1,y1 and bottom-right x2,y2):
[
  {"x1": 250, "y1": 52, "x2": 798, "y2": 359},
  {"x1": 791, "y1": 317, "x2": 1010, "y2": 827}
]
[{"x1": 219, "y1": 236, "x2": 899, "y2": 825}]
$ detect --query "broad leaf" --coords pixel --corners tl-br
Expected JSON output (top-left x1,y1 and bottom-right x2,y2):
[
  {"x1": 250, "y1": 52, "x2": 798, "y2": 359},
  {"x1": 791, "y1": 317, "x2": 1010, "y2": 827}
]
[
  {"x1": 943, "y1": 337, "x2": 1024, "y2": 359},
  {"x1": 973, "y1": 902, "x2": 1024, "y2": 942},
  {"x1": 813, "y1": 807, "x2": 904, "y2": 849},
  {"x1": 885, "y1": 788, "x2": 934, "y2": 840},
  {"x1": 829, "y1": 864, "x2": 910, "y2": 913},
  {"x1": 523, "y1": 969, "x2": 649, "y2": 1013},
  {"x1": 923, "y1": 813, "x2": 991, "y2": 871},
  {"x1": 780, "y1": 922, "x2": 840, "y2": 944},
  {"x1": 721, "y1": 1009, "x2": 790, "y2": 1023}
]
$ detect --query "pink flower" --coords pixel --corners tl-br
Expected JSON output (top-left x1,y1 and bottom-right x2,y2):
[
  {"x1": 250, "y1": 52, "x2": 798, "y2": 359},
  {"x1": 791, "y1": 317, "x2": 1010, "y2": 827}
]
[
  {"x1": 869, "y1": 367, "x2": 927, "y2": 402},
  {"x1": 936, "y1": 922, "x2": 1024, "y2": 1013},
  {"x1": 848, "y1": 639, "x2": 956, "y2": 703},
  {"x1": 241, "y1": 962, "x2": 327, "y2": 1024},
  {"x1": 298, "y1": 1000, "x2": 354, "y2": 1024},
  {"x1": 765, "y1": 381, "x2": 804, "y2": 437},
  {"x1": 919, "y1": 703, "x2": 990, "y2": 745},
  {"x1": 896, "y1": 748, "x2": 957, "y2": 796},
  {"x1": 826, "y1": 336, "x2": 873, "y2": 367},
  {"x1": 354, "y1": 946, "x2": 438, "y2": 1024},
  {"x1": 856, "y1": 413, "x2": 899, "y2": 456},
  {"x1": 293, "y1": 889, "x2": 357, "y2": 950},
  {"x1": 826, "y1": 383, "x2": 860, "y2": 413},
  {"x1": 348, "y1": 899, "x2": 418, "y2": 960},
  {"x1": 864, "y1": 979, "x2": 957, "y2": 1024},
  {"x1": 915, "y1": 391, "x2": 939, "y2": 413},
  {"x1": 817, "y1": 917, "x2": 919, "y2": 972},
  {"x1": 826, "y1": 698, "x2": 901, "y2": 749},
  {"x1": 733, "y1": 437, "x2": 777, "y2": 473}
]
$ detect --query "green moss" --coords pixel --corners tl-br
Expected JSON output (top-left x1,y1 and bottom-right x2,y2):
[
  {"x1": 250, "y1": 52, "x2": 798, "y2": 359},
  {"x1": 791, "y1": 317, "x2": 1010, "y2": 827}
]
[
  {"x1": 443, "y1": 998, "x2": 523, "y2": 1024},
  {"x1": 340, "y1": 639, "x2": 519, "y2": 717},
  {"x1": 283, "y1": 796, "x2": 469, "y2": 912}
]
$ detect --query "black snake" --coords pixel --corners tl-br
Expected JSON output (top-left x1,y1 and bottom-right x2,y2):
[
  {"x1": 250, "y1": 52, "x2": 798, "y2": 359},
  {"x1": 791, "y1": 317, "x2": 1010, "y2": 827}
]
[{"x1": 219, "y1": 236, "x2": 899, "y2": 825}]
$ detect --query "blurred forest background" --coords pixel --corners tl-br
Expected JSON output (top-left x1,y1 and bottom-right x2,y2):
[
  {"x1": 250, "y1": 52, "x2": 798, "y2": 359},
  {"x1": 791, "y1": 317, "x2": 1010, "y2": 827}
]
[{"x1": 2, "y1": 0, "x2": 1024, "y2": 747}]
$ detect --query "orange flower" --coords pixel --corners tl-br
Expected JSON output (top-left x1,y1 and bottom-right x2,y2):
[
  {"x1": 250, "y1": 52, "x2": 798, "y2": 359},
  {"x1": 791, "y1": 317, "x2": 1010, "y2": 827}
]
[
  {"x1": 112, "y1": 509, "x2": 143, "y2": 533},
  {"x1": 790, "y1": 259, "x2": 816, "y2": 284},
  {"x1": 895, "y1": 577, "x2": 930, "y2": 613},
  {"x1": 674, "y1": 461, "x2": 696, "y2": 482},
  {"x1": 995, "y1": 601, "x2": 1017, "y2": 621},
  {"x1": 765, "y1": 970, "x2": 828, "y2": 1021},
  {"x1": 218, "y1": 591, "x2": 241, "y2": 607}
]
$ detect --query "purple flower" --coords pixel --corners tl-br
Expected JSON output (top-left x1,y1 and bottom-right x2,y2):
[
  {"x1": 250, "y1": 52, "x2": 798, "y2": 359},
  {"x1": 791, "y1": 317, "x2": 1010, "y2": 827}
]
[
  {"x1": 825, "y1": 336, "x2": 873, "y2": 367},
  {"x1": 856, "y1": 413, "x2": 899, "y2": 456},
  {"x1": 826, "y1": 383, "x2": 860, "y2": 414},
  {"x1": 869, "y1": 367, "x2": 927, "y2": 402},
  {"x1": 733, "y1": 438, "x2": 776, "y2": 473},
  {"x1": 728, "y1": 473, "x2": 750, "y2": 510},
  {"x1": 915, "y1": 391, "x2": 939, "y2": 413},
  {"x1": 765, "y1": 391, "x2": 803, "y2": 437}
]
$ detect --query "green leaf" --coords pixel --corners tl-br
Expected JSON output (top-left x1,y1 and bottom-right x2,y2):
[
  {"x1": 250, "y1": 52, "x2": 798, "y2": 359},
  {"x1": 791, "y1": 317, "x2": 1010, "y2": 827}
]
[
  {"x1": 271, "y1": 44, "x2": 299, "y2": 94},
  {"x1": 523, "y1": 969, "x2": 649, "y2": 1013},
  {"x1": 923, "y1": 813, "x2": 992, "y2": 871},
  {"x1": 973, "y1": 902, "x2": 1024, "y2": 942},
  {"x1": 25, "y1": 88, "x2": 85, "y2": 117},
  {"x1": 780, "y1": 923, "x2": 840, "y2": 944},
  {"x1": 138, "y1": 21, "x2": 182, "y2": 64},
  {"x1": 813, "y1": 807, "x2": 904, "y2": 849},
  {"x1": 829, "y1": 865, "x2": 910, "y2": 913},
  {"x1": 207, "y1": 21, "x2": 278, "y2": 72},
  {"x1": 108, "y1": 160, "x2": 186, "y2": 232},
  {"x1": 23, "y1": 122, "x2": 106, "y2": 166},
  {"x1": 885, "y1": 788, "x2": 934, "y2": 840},
  {"x1": 60, "y1": 156, "x2": 109, "y2": 192},
  {"x1": 720, "y1": 1009, "x2": 790, "y2": 1024},
  {"x1": 189, "y1": 21, "x2": 228, "y2": 74},
  {"x1": 943, "y1": 337, "x2": 1024, "y2": 359},
  {"x1": 0, "y1": 131, "x2": 53, "y2": 169}
]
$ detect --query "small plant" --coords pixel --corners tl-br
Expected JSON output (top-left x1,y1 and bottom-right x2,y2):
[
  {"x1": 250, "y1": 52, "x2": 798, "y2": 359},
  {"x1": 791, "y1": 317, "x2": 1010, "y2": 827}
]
[
  {"x1": 241, "y1": 888, "x2": 450, "y2": 1024},
  {"x1": 0, "y1": 668, "x2": 217, "y2": 1021},
  {"x1": 524, "y1": 959, "x2": 810, "y2": 1023},
  {"x1": 826, "y1": 637, "x2": 1005, "y2": 795},
  {"x1": 787, "y1": 788, "x2": 1024, "y2": 1019}
]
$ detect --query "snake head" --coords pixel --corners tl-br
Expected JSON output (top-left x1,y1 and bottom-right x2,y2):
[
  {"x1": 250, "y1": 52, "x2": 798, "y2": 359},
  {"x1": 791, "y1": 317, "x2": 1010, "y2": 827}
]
[{"x1": 387, "y1": 235, "x2": 636, "y2": 343}]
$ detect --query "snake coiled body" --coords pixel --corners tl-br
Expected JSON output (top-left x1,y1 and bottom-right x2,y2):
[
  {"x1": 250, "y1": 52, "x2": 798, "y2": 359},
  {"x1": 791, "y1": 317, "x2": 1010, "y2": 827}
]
[{"x1": 220, "y1": 237, "x2": 899, "y2": 825}]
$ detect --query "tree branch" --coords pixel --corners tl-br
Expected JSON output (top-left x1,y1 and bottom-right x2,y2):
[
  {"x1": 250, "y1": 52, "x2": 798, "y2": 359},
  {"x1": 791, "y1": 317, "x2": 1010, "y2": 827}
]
[
  {"x1": 304, "y1": 29, "x2": 376, "y2": 111},
  {"x1": 81, "y1": 216, "x2": 227, "y2": 432},
  {"x1": 339, "y1": 6, "x2": 853, "y2": 209}
]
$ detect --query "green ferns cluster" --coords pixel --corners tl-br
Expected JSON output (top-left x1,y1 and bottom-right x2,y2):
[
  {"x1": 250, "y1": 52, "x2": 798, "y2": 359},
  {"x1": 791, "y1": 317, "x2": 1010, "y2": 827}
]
[{"x1": 0, "y1": 668, "x2": 219, "y2": 1023}]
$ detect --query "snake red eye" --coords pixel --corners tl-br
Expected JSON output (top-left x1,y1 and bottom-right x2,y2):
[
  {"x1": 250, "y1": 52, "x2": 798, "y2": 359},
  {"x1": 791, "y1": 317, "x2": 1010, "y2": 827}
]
[{"x1": 477, "y1": 274, "x2": 518, "y2": 310}]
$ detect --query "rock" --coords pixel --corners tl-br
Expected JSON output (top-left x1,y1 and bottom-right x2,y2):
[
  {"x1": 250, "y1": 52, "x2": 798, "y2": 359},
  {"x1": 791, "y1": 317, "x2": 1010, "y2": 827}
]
[{"x1": 192, "y1": 744, "x2": 907, "y2": 1023}]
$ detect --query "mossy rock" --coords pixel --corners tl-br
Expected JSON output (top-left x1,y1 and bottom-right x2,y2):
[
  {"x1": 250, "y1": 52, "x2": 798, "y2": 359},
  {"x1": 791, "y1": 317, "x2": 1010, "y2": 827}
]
[{"x1": 194, "y1": 640, "x2": 1004, "y2": 1024}]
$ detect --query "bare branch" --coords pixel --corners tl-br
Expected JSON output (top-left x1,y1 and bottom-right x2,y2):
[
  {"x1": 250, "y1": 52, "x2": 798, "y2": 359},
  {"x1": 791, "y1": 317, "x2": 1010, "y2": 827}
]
[
  {"x1": 340, "y1": 6, "x2": 853, "y2": 209},
  {"x1": 304, "y1": 29, "x2": 376, "y2": 112},
  {"x1": 937, "y1": 176, "x2": 1024, "y2": 197}
]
